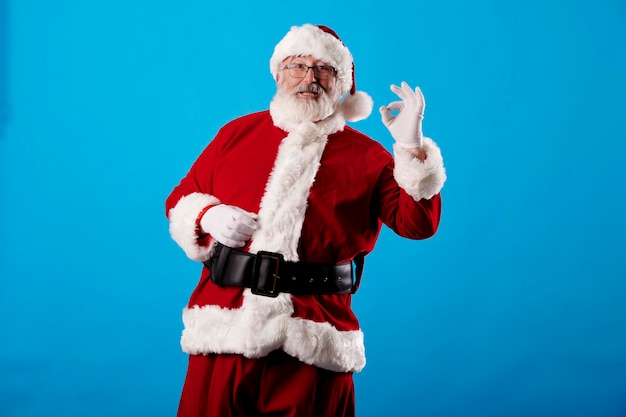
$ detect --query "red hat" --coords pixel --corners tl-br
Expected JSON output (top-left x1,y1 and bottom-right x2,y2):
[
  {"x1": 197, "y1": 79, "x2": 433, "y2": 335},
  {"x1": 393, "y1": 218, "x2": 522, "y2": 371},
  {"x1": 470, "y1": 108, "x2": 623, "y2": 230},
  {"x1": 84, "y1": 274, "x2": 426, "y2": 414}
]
[{"x1": 270, "y1": 24, "x2": 373, "y2": 122}]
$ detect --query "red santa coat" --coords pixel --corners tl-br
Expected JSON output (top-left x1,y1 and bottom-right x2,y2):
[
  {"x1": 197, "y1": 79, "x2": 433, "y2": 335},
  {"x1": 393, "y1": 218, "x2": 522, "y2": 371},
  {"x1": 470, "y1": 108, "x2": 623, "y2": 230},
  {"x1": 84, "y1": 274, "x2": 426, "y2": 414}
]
[{"x1": 166, "y1": 109, "x2": 445, "y2": 373}]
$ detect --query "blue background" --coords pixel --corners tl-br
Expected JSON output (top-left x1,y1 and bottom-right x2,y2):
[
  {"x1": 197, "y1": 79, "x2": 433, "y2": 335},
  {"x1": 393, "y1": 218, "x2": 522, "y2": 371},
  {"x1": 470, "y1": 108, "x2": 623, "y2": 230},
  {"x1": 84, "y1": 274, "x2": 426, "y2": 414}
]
[{"x1": 1, "y1": 1, "x2": 625, "y2": 416}]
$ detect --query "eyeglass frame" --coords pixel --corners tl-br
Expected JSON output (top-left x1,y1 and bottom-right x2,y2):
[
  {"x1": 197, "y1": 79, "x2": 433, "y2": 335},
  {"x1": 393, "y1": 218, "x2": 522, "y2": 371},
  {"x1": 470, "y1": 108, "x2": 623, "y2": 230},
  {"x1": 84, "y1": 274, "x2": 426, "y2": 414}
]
[{"x1": 282, "y1": 63, "x2": 337, "y2": 80}]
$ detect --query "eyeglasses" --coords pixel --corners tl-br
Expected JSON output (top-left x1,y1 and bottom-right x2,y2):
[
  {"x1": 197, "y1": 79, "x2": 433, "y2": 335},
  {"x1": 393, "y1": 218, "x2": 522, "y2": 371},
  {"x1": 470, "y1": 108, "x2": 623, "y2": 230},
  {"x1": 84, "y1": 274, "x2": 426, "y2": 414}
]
[{"x1": 283, "y1": 63, "x2": 336, "y2": 79}]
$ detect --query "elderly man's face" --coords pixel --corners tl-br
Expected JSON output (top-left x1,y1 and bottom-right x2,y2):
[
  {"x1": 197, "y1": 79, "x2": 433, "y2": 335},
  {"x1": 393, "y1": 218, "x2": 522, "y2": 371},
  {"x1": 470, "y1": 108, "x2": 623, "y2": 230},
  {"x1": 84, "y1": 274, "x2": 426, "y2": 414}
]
[
  {"x1": 277, "y1": 55, "x2": 336, "y2": 99},
  {"x1": 272, "y1": 55, "x2": 343, "y2": 123}
]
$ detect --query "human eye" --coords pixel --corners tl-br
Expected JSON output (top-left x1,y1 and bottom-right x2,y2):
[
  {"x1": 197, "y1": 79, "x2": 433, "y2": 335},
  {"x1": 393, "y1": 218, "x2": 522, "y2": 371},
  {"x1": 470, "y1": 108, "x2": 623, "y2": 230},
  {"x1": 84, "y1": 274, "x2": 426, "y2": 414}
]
[{"x1": 292, "y1": 63, "x2": 307, "y2": 70}]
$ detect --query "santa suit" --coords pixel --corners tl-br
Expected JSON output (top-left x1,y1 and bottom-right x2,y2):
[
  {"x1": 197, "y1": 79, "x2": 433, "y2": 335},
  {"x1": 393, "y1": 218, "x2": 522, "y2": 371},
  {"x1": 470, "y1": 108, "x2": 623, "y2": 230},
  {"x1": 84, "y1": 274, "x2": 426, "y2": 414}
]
[{"x1": 166, "y1": 107, "x2": 445, "y2": 377}]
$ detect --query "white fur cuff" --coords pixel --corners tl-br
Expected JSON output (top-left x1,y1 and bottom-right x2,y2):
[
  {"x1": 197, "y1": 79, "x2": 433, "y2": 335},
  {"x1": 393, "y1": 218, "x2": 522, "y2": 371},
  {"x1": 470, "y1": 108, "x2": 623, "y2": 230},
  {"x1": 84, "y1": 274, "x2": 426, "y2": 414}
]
[
  {"x1": 168, "y1": 192, "x2": 221, "y2": 262},
  {"x1": 393, "y1": 137, "x2": 446, "y2": 201}
]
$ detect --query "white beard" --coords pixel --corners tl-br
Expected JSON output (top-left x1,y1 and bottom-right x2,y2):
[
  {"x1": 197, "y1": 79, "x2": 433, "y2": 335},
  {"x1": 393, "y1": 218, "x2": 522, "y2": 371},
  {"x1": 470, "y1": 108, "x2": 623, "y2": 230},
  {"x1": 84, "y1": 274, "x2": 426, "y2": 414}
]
[{"x1": 270, "y1": 80, "x2": 342, "y2": 126}]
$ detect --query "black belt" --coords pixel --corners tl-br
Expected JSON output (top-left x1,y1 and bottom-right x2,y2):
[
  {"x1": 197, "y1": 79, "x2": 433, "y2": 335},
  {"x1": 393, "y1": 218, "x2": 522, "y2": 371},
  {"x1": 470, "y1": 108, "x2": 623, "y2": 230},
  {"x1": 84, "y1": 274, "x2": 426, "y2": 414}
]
[{"x1": 204, "y1": 243, "x2": 355, "y2": 297}]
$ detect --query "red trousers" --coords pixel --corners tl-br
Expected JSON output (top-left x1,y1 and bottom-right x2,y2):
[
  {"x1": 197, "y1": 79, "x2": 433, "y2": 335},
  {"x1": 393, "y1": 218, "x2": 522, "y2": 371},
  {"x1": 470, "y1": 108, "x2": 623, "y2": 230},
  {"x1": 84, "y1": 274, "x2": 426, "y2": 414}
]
[{"x1": 177, "y1": 350, "x2": 356, "y2": 417}]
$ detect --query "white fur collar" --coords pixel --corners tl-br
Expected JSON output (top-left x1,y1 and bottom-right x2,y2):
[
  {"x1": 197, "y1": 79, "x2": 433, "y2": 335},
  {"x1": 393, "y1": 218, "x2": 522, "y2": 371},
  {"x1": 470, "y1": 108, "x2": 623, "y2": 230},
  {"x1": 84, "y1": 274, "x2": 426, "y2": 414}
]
[{"x1": 249, "y1": 112, "x2": 345, "y2": 261}]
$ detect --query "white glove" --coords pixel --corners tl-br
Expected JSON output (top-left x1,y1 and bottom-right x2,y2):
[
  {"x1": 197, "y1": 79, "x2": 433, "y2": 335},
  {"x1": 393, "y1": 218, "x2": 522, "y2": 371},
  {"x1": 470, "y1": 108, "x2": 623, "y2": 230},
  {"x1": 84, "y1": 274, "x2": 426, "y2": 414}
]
[
  {"x1": 379, "y1": 81, "x2": 425, "y2": 148},
  {"x1": 200, "y1": 204, "x2": 258, "y2": 248}
]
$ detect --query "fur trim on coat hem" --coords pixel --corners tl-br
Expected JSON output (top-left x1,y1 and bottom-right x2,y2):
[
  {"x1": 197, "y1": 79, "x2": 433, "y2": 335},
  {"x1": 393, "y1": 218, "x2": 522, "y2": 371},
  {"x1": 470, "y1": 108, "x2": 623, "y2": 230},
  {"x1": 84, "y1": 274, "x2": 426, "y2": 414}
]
[{"x1": 181, "y1": 290, "x2": 366, "y2": 373}]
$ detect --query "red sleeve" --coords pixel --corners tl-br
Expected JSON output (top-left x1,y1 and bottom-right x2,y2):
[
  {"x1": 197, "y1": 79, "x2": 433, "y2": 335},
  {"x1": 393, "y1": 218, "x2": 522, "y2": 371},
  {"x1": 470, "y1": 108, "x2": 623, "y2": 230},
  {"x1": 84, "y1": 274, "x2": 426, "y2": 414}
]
[{"x1": 375, "y1": 160, "x2": 442, "y2": 240}]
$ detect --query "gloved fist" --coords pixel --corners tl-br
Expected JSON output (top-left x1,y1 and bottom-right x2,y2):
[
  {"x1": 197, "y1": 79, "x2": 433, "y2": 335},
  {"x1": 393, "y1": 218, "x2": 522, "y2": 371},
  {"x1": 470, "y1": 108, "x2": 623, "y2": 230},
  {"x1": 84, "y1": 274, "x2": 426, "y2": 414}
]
[
  {"x1": 379, "y1": 81, "x2": 425, "y2": 148},
  {"x1": 200, "y1": 204, "x2": 258, "y2": 248}
]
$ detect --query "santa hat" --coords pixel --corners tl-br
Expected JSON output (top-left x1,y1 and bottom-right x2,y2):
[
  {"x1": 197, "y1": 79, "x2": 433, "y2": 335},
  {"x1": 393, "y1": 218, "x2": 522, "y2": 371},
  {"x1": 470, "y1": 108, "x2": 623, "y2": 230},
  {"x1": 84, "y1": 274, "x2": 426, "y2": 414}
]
[{"x1": 270, "y1": 24, "x2": 373, "y2": 122}]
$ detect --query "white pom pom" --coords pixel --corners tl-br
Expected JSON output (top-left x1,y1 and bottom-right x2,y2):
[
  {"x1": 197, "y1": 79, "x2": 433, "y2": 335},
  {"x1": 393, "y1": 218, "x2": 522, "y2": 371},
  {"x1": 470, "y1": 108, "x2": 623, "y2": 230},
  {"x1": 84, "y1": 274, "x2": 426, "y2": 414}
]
[{"x1": 339, "y1": 91, "x2": 374, "y2": 122}]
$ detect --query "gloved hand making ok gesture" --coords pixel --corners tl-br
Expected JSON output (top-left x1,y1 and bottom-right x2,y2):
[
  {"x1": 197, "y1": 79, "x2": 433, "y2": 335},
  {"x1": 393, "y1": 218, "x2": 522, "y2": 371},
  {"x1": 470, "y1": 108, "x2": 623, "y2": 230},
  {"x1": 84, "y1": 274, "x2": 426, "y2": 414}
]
[{"x1": 379, "y1": 81, "x2": 425, "y2": 149}]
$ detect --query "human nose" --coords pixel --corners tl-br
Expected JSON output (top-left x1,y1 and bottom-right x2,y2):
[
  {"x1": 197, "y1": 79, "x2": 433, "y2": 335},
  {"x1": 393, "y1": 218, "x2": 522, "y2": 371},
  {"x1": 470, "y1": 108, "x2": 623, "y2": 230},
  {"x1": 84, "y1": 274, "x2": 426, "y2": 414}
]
[{"x1": 303, "y1": 66, "x2": 318, "y2": 81}]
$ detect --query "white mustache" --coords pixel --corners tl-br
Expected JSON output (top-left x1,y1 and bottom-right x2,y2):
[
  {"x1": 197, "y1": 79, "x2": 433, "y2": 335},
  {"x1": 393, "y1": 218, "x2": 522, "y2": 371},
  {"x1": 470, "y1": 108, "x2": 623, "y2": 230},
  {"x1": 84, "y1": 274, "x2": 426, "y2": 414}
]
[{"x1": 295, "y1": 83, "x2": 324, "y2": 94}]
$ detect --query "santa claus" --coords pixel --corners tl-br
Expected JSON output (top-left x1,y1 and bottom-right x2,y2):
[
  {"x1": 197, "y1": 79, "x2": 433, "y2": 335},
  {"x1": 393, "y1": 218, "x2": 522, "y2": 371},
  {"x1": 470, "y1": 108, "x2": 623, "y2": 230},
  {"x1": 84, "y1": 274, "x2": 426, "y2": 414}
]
[{"x1": 166, "y1": 23, "x2": 446, "y2": 417}]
